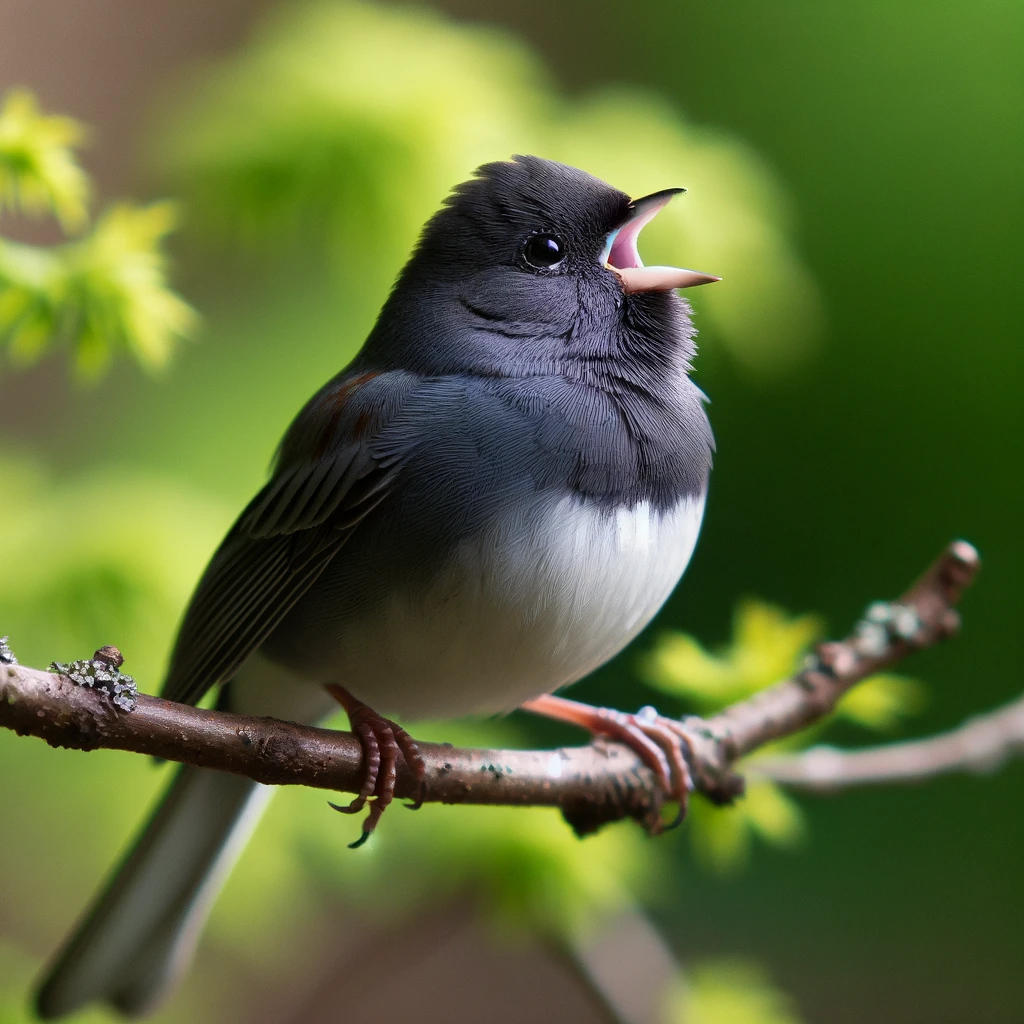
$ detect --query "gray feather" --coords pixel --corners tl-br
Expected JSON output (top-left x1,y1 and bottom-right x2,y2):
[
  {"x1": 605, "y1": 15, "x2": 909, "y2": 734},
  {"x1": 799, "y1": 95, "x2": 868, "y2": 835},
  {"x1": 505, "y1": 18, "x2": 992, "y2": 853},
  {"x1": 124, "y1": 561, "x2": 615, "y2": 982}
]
[{"x1": 36, "y1": 765, "x2": 271, "y2": 1019}]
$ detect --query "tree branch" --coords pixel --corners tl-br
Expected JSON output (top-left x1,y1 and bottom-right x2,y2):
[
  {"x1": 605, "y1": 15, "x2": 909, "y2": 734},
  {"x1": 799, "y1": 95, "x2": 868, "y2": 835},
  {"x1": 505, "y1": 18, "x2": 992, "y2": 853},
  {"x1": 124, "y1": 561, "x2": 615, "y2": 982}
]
[
  {"x1": 749, "y1": 692, "x2": 1024, "y2": 790},
  {"x1": 0, "y1": 541, "x2": 988, "y2": 833}
]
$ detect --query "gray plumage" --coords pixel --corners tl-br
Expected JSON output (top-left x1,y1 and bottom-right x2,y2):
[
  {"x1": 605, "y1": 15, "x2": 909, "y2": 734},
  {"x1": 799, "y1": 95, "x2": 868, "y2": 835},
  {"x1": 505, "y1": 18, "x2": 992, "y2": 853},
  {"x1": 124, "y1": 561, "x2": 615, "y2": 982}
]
[{"x1": 36, "y1": 156, "x2": 714, "y2": 1018}]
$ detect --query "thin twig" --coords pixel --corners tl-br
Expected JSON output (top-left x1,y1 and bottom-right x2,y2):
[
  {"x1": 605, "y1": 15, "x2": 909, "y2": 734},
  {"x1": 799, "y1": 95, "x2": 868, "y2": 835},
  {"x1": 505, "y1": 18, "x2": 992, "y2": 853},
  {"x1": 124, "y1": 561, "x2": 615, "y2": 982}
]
[
  {"x1": 0, "y1": 542, "x2": 985, "y2": 832},
  {"x1": 750, "y1": 692, "x2": 1024, "y2": 790},
  {"x1": 678, "y1": 540, "x2": 981, "y2": 804}
]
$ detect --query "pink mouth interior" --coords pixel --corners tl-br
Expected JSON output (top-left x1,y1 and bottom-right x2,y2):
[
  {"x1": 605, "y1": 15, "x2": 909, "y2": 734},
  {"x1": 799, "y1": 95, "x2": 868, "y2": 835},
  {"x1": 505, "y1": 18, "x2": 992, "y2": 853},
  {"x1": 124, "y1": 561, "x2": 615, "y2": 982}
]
[{"x1": 605, "y1": 199, "x2": 669, "y2": 270}]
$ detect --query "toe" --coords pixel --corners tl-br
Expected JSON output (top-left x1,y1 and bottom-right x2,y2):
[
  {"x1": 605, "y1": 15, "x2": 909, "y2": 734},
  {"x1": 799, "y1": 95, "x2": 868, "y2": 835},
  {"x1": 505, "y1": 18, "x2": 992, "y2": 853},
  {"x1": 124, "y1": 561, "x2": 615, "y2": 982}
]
[
  {"x1": 332, "y1": 718, "x2": 381, "y2": 814},
  {"x1": 325, "y1": 685, "x2": 426, "y2": 843},
  {"x1": 390, "y1": 721, "x2": 427, "y2": 809}
]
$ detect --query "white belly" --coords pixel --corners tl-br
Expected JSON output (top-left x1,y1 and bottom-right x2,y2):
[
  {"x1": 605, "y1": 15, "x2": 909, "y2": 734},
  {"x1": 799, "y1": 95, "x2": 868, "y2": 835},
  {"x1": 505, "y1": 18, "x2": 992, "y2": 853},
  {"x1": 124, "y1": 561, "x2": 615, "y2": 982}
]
[{"x1": 321, "y1": 494, "x2": 706, "y2": 721}]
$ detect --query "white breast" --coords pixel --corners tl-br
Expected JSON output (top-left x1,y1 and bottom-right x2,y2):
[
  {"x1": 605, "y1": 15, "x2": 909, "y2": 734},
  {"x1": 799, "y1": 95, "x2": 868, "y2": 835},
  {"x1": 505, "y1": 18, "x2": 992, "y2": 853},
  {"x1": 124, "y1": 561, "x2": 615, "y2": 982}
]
[{"x1": 325, "y1": 494, "x2": 706, "y2": 721}]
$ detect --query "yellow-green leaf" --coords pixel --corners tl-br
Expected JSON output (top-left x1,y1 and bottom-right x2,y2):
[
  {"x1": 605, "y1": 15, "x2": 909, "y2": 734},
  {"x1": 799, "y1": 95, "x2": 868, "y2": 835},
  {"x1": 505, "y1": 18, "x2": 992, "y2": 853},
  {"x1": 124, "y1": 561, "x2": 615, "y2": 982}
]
[
  {"x1": 836, "y1": 673, "x2": 926, "y2": 731},
  {"x1": 642, "y1": 599, "x2": 822, "y2": 709},
  {"x1": 664, "y1": 959, "x2": 806, "y2": 1024},
  {"x1": 688, "y1": 780, "x2": 805, "y2": 874},
  {"x1": 0, "y1": 203, "x2": 197, "y2": 376},
  {"x1": 0, "y1": 88, "x2": 90, "y2": 231}
]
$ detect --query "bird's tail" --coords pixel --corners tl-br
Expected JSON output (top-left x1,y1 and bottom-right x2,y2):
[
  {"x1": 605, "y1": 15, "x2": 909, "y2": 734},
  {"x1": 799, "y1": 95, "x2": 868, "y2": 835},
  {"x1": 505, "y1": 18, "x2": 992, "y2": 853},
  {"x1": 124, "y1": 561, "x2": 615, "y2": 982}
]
[{"x1": 34, "y1": 763, "x2": 272, "y2": 1019}]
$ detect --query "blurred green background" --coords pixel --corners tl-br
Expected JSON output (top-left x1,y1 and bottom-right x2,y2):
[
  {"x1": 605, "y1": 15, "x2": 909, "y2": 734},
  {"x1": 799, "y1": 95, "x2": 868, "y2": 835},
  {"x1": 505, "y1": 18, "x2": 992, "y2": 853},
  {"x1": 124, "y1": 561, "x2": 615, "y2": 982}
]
[{"x1": 0, "y1": 2, "x2": 1021, "y2": 1023}]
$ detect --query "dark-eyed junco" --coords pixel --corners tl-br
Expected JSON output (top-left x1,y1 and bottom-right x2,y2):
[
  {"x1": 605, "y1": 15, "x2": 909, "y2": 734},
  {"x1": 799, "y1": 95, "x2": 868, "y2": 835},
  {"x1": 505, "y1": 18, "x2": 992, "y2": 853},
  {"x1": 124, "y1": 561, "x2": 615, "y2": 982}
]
[{"x1": 36, "y1": 156, "x2": 718, "y2": 1018}]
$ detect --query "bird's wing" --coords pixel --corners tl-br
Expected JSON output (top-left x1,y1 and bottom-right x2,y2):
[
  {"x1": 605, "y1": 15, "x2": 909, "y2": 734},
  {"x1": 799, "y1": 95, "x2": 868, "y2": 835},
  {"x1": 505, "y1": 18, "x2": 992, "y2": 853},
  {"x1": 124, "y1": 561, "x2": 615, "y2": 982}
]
[{"x1": 161, "y1": 370, "x2": 412, "y2": 708}]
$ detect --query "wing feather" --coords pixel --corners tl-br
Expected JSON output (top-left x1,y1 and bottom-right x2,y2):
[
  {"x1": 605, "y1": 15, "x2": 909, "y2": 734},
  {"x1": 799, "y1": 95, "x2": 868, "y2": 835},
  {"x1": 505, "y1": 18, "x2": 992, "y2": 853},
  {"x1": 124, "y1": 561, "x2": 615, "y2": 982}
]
[{"x1": 161, "y1": 444, "x2": 391, "y2": 707}]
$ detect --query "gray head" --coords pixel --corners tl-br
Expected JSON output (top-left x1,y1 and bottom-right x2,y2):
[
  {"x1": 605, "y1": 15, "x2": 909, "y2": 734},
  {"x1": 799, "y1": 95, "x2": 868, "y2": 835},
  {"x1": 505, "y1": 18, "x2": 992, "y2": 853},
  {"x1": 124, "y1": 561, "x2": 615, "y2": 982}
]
[{"x1": 361, "y1": 155, "x2": 718, "y2": 384}]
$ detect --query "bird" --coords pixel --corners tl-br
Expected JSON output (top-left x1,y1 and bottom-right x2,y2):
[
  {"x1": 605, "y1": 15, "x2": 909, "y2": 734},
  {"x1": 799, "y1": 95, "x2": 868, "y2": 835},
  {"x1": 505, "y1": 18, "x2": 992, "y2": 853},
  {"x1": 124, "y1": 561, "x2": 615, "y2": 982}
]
[{"x1": 35, "y1": 155, "x2": 719, "y2": 1019}]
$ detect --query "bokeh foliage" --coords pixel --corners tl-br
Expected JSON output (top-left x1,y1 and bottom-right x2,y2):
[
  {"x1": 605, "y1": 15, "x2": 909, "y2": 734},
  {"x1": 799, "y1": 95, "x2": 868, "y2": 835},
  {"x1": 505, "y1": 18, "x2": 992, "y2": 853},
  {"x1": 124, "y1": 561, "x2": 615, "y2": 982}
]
[
  {"x1": 152, "y1": 0, "x2": 821, "y2": 376},
  {"x1": 2, "y1": 0, "x2": 1017, "y2": 1022},
  {"x1": 643, "y1": 601, "x2": 923, "y2": 872},
  {"x1": 0, "y1": 5, "x2": 830, "y2": 1016},
  {"x1": 0, "y1": 90, "x2": 195, "y2": 377},
  {"x1": 665, "y1": 959, "x2": 804, "y2": 1024},
  {"x1": 0, "y1": 90, "x2": 89, "y2": 230}
]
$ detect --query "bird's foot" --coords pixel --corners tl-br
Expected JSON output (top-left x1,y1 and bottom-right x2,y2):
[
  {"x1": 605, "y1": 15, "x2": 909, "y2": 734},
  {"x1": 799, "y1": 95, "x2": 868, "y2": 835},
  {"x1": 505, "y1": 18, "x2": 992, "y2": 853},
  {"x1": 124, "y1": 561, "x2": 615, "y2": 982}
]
[
  {"x1": 325, "y1": 684, "x2": 427, "y2": 848},
  {"x1": 521, "y1": 693, "x2": 695, "y2": 832}
]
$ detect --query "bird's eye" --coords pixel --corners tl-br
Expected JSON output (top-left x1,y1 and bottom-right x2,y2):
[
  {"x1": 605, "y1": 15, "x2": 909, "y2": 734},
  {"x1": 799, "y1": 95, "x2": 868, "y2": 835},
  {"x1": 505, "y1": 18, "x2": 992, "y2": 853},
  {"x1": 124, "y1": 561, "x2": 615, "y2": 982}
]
[{"x1": 522, "y1": 233, "x2": 565, "y2": 269}]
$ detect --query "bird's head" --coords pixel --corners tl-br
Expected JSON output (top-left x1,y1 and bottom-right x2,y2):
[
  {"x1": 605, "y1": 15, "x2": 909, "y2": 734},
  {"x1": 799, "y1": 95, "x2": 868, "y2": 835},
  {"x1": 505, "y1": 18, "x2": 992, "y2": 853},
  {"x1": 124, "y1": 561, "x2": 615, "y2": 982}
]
[{"x1": 365, "y1": 155, "x2": 719, "y2": 378}]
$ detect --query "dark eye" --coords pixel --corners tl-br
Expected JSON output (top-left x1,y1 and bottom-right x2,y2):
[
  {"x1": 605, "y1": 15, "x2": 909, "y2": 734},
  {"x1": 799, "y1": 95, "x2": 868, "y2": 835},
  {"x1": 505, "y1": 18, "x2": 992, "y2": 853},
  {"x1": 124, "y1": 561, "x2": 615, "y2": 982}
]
[{"x1": 522, "y1": 233, "x2": 565, "y2": 269}]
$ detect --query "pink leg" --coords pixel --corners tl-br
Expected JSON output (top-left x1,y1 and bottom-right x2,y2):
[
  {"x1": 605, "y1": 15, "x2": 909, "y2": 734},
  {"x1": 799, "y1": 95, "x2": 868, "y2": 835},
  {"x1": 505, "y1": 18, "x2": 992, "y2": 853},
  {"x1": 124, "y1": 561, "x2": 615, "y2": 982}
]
[
  {"x1": 325, "y1": 685, "x2": 427, "y2": 848},
  {"x1": 521, "y1": 693, "x2": 695, "y2": 830}
]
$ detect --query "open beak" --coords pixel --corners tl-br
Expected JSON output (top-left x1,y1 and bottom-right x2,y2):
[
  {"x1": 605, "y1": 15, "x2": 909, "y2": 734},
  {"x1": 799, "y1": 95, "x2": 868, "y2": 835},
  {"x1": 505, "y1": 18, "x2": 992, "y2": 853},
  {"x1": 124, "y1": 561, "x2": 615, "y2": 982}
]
[{"x1": 601, "y1": 188, "x2": 721, "y2": 294}]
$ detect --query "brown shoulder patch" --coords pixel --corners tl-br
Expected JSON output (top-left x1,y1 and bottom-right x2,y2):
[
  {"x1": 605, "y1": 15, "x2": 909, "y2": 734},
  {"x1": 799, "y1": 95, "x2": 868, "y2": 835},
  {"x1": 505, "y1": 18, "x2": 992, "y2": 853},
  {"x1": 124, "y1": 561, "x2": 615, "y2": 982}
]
[{"x1": 315, "y1": 371, "x2": 380, "y2": 456}]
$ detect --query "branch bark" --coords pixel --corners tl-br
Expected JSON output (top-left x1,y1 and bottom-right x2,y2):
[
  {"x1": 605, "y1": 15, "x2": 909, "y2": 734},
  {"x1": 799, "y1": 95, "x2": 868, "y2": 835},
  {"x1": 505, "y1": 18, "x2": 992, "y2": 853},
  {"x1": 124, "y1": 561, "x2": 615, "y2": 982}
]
[
  {"x1": 0, "y1": 541, "x2": 990, "y2": 832},
  {"x1": 750, "y1": 692, "x2": 1024, "y2": 790}
]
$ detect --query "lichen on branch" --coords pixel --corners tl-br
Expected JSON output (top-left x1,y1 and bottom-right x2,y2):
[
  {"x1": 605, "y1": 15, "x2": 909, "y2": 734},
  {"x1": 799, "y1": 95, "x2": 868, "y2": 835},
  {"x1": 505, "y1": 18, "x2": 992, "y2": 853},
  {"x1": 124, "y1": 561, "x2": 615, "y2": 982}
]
[{"x1": 1, "y1": 542, "x2": 995, "y2": 836}]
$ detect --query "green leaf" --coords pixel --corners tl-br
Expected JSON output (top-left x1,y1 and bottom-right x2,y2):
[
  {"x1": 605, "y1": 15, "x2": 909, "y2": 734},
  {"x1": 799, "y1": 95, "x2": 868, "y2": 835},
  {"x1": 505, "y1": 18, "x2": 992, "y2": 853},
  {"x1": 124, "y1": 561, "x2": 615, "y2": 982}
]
[
  {"x1": 645, "y1": 598, "x2": 927, "y2": 873},
  {"x1": 642, "y1": 598, "x2": 823, "y2": 710},
  {"x1": 643, "y1": 599, "x2": 925, "y2": 733},
  {"x1": 0, "y1": 203, "x2": 197, "y2": 376},
  {"x1": 63, "y1": 202, "x2": 199, "y2": 375},
  {"x1": 688, "y1": 781, "x2": 805, "y2": 873},
  {"x1": 0, "y1": 90, "x2": 196, "y2": 376},
  {"x1": 835, "y1": 672, "x2": 926, "y2": 731},
  {"x1": 0, "y1": 89, "x2": 90, "y2": 231},
  {"x1": 664, "y1": 958, "x2": 806, "y2": 1024}
]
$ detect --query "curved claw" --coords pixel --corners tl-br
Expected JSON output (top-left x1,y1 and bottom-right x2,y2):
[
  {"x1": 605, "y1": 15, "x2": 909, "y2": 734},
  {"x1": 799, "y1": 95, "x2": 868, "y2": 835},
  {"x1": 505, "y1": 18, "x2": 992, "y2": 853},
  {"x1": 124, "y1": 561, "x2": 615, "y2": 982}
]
[
  {"x1": 661, "y1": 802, "x2": 687, "y2": 831},
  {"x1": 328, "y1": 800, "x2": 361, "y2": 815},
  {"x1": 325, "y1": 683, "x2": 428, "y2": 846},
  {"x1": 348, "y1": 830, "x2": 372, "y2": 850},
  {"x1": 521, "y1": 693, "x2": 696, "y2": 833},
  {"x1": 392, "y1": 722, "x2": 427, "y2": 810}
]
